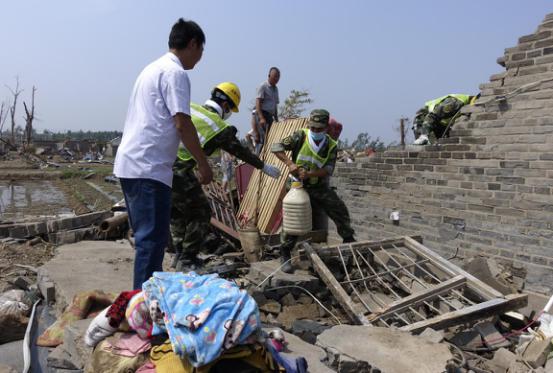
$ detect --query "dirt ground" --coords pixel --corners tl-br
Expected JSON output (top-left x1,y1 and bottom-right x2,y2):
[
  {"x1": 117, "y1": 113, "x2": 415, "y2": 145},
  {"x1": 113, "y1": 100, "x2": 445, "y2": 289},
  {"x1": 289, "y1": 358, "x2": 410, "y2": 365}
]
[
  {"x1": 0, "y1": 241, "x2": 55, "y2": 292},
  {"x1": 0, "y1": 159, "x2": 122, "y2": 292}
]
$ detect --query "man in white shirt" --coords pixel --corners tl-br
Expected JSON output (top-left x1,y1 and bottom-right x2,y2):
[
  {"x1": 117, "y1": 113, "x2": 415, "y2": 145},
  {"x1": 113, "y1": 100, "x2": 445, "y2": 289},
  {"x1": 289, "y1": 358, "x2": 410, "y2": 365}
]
[{"x1": 114, "y1": 18, "x2": 212, "y2": 289}]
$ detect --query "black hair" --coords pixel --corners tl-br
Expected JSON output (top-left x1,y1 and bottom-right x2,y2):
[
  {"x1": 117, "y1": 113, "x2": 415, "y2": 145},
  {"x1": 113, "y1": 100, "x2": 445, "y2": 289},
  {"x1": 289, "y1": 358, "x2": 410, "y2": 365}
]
[
  {"x1": 168, "y1": 18, "x2": 205, "y2": 50},
  {"x1": 268, "y1": 67, "x2": 280, "y2": 75}
]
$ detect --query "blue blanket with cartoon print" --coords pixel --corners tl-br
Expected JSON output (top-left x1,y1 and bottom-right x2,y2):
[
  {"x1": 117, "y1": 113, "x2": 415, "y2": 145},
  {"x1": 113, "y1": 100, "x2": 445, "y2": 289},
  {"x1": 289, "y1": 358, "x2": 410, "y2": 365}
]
[{"x1": 142, "y1": 271, "x2": 260, "y2": 367}]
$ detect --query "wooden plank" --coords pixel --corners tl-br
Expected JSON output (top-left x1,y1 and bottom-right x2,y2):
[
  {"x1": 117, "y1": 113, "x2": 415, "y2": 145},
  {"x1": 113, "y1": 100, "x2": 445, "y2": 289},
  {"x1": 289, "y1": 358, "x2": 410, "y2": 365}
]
[
  {"x1": 368, "y1": 275, "x2": 466, "y2": 321},
  {"x1": 210, "y1": 218, "x2": 239, "y2": 240},
  {"x1": 401, "y1": 293, "x2": 528, "y2": 334},
  {"x1": 237, "y1": 118, "x2": 308, "y2": 233},
  {"x1": 300, "y1": 242, "x2": 370, "y2": 325},
  {"x1": 404, "y1": 236, "x2": 503, "y2": 300}
]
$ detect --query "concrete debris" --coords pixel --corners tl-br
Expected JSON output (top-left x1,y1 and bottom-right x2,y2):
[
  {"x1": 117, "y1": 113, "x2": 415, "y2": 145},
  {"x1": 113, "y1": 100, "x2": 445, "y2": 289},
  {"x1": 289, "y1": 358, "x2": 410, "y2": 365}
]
[
  {"x1": 488, "y1": 347, "x2": 517, "y2": 372},
  {"x1": 247, "y1": 259, "x2": 320, "y2": 290},
  {"x1": 523, "y1": 337, "x2": 553, "y2": 369},
  {"x1": 464, "y1": 256, "x2": 526, "y2": 295},
  {"x1": 292, "y1": 319, "x2": 331, "y2": 344},
  {"x1": 419, "y1": 327, "x2": 445, "y2": 344},
  {"x1": 317, "y1": 325, "x2": 453, "y2": 373}
]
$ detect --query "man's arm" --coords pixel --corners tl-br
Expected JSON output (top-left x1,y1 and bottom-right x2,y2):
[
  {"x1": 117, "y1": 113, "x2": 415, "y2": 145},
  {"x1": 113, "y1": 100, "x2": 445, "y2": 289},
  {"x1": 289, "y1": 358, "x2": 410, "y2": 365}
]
[
  {"x1": 211, "y1": 127, "x2": 265, "y2": 169},
  {"x1": 274, "y1": 151, "x2": 299, "y2": 176},
  {"x1": 271, "y1": 130, "x2": 304, "y2": 176},
  {"x1": 174, "y1": 113, "x2": 213, "y2": 184}
]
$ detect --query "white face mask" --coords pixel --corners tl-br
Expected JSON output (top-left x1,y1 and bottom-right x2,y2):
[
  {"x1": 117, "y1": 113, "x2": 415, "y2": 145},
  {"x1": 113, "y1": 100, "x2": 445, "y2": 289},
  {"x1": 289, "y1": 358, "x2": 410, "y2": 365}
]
[{"x1": 309, "y1": 129, "x2": 326, "y2": 142}]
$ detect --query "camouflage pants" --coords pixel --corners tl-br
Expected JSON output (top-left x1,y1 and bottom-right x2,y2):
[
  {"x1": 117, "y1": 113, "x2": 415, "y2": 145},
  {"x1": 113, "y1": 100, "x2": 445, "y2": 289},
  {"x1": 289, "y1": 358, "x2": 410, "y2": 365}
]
[
  {"x1": 281, "y1": 185, "x2": 355, "y2": 248},
  {"x1": 421, "y1": 97, "x2": 465, "y2": 139},
  {"x1": 171, "y1": 160, "x2": 213, "y2": 263}
]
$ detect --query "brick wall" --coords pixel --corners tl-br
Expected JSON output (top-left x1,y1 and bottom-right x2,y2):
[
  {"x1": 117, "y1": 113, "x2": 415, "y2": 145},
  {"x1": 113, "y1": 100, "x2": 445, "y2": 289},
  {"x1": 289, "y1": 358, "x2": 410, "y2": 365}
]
[{"x1": 331, "y1": 13, "x2": 553, "y2": 293}]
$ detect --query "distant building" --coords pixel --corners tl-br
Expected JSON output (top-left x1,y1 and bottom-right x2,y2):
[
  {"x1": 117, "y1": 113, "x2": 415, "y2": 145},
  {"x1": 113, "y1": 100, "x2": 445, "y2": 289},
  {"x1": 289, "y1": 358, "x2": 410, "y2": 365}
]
[{"x1": 105, "y1": 137, "x2": 121, "y2": 157}]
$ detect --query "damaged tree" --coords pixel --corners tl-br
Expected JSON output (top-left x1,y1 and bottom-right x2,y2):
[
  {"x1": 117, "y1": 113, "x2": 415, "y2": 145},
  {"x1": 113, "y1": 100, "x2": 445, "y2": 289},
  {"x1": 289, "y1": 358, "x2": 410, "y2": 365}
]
[
  {"x1": 6, "y1": 76, "x2": 23, "y2": 147},
  {"x1": 23, "y1": 85, "x2": 36, "y2": 146}
]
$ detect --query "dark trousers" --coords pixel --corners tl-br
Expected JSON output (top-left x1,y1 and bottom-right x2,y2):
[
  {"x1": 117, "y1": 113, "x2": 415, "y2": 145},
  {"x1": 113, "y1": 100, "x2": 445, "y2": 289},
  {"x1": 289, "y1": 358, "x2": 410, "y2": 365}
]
[
  {"x1": 254, "y1": 110, "x2": 275, "y2": 155},
  {"x1": 120, "y1": 178, "x2": 171, "y2": 290}
]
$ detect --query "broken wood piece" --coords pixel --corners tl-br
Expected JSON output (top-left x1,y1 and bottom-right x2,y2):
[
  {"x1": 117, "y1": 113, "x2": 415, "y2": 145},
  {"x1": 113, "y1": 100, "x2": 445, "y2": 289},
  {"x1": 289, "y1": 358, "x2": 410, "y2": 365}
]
[
  {"x1": 369, "y1": 275, "x2": 466, "y2": 322},
  {"x1": 404, "y1": 236, "x2": 503, "y2": 301},
  {"x1": 300, "y1": 242, "x2": 370, "y2": 325},
  {"x1": 401, "y1": 293, "x2": 528, "y2": 334}
]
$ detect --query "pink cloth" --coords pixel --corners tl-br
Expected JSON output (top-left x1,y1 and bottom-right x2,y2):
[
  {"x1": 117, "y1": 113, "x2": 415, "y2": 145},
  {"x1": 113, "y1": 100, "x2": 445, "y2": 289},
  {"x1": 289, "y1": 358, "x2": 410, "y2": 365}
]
[
  {"x1": 136, "y1": 361, "x2": 156, "y2": 373},
  {"x1": 103, "y1": 333, "x2": 151, "y2": 357}
]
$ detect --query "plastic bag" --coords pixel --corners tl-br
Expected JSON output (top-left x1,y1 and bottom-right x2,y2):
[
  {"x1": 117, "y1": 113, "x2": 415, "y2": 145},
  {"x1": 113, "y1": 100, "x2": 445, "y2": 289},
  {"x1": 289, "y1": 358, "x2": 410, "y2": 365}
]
[{"x1": 0, "y1": 289, "x2": 29, "y2": 318}]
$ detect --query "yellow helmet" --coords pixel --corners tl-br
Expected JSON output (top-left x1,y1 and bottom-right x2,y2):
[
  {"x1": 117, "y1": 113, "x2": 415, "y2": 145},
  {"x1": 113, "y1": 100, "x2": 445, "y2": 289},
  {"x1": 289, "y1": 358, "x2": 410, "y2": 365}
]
[{"x1": 213, "y1": 82, "x2": 241, "y2": 112}]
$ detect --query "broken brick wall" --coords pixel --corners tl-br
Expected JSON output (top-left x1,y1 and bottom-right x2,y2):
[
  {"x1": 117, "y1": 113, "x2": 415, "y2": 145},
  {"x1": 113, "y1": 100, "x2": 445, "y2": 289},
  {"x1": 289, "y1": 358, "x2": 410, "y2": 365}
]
[{"x1": 331, "y1": 13, "x2": 553, "y2": 293}]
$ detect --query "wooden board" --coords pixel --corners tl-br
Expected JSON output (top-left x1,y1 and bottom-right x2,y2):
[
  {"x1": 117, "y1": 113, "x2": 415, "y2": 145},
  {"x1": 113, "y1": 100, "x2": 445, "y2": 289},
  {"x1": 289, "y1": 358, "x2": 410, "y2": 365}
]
[
  {"x1": 300, "y1": 242, "x2": 371, "y2": 325},
  {"x1": 237, "y1": 118, "x2": 308, "y2": 233}
]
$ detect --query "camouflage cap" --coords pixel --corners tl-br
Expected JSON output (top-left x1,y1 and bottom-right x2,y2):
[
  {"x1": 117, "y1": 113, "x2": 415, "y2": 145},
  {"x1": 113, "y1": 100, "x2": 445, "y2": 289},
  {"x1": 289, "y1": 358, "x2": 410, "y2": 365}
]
[{"x1": 308, "y1": 109, "x2": 330, "y2": 128}]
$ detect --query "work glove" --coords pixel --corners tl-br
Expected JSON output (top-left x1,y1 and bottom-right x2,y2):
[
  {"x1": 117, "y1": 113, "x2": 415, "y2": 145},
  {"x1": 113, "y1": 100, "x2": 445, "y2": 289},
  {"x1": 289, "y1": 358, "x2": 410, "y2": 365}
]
[{"x1": 262, "y1": 164, "x2": 281, "y2": 179}]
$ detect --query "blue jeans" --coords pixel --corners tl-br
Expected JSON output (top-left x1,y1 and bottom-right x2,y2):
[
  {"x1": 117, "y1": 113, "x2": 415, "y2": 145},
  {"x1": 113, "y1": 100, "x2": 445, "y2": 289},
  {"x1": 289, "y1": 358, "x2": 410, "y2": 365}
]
[{"x1": 120, "y1": 178, "x2": 171, "y2": 289}]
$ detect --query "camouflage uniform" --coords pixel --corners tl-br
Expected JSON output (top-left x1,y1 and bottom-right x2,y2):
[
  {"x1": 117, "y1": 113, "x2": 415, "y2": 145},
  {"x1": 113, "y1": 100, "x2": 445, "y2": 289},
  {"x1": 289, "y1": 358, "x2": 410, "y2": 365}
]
[
  {"x1": 413, "y1": 96, "x2": 468, "y2": 141},
  {"x1": 271, "y1": 129, "x2": 356, "y2": 248},
  {"x1": 172, "y1": 125, "x2": 264, "y2": 268}
]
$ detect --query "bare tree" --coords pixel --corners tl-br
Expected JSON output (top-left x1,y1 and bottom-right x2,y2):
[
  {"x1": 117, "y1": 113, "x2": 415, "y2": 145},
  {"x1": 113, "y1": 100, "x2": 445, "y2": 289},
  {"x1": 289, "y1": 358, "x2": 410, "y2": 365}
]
[
  {"x1": 6, "y1": 77, "x2": 23, "y2": 145},
  {"x1": 23, "y1": 86, "x2": 36, "y2": 146},
  {"x1": 0, "y1": 102, "x2": 8, "y2": 135}
]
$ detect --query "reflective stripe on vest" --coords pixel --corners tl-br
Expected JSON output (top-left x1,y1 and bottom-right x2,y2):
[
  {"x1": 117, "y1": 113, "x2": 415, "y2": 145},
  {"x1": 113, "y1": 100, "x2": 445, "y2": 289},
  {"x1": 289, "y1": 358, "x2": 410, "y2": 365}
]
[
  {"x1": 295, "y1": 128, "x2": 337, "y2": 185},
  {"x1": 177, "y1": 103, "x2": 229, "y2": 161}
]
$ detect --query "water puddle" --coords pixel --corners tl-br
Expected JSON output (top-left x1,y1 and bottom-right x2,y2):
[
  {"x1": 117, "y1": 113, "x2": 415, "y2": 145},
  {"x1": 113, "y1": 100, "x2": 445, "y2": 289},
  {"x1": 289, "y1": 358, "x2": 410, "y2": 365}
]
[{"x1": 0, "y1": 181, "x2": 73, "y2": 221}]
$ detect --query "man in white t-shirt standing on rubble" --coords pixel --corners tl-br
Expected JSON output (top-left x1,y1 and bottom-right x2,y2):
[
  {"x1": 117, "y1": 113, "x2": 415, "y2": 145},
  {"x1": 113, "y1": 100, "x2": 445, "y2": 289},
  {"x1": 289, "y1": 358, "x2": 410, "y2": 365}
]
[{"x1": 114, "y1": 18, "x2": 213, "y2": 289}]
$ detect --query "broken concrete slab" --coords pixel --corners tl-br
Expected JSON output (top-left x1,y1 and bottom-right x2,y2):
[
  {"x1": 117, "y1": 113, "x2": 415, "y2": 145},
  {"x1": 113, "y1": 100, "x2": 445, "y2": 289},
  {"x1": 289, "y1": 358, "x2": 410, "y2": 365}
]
[
  {"x1": 0, "y1": 340, "x2": 24, "y2": 372},
  {"x1": 277, "y1": 304, "x2": 320, "y2": 330},
  {"x1": 247, "y1": 259, "x2": 320, "y2": 291},
  {"x1": 489, "y1": 347, "x2": 517, "y2": 373},
  {"x1": 464, "y1": 256, "x2": 517, "y2": 295},
  {"x1": 39, "y1": 240, "x2": 135, "y2": 310},
  {"x1": 317, "y1": 325, "x2": 452, "y2": 373},
  {"x1": 259, "y1": 300, "x2": 282, "y2": 314},
  {"x1": 292, "y1": 319, "x2": 331, "y2": 344},
  {"x1": 419, "y1": 327, "x2": 444, "y2": 344},
  {"x1": 523, "y1": 337, "x2": 553, "y2": 368}
]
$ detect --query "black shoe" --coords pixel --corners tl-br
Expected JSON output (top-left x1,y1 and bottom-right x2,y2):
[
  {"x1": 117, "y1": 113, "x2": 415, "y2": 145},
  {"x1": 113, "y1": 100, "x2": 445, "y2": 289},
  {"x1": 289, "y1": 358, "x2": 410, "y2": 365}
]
[{"x1": 279, "y1": 245, "x2": 294, "y2": 274}]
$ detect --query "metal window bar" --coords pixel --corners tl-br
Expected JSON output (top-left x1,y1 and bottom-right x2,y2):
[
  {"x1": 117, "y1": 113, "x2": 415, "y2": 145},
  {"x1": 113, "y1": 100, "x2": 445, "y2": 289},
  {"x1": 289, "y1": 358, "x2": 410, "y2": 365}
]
[
  {"x1": 391, "y1": 243, "x2": 476, "y2": 307},
  {"x1": 354, "y1": 248, "x2": 435, "y2": 324},
  {"x1": 368, "y1": 244, "x2": 463, "y2": 312}
]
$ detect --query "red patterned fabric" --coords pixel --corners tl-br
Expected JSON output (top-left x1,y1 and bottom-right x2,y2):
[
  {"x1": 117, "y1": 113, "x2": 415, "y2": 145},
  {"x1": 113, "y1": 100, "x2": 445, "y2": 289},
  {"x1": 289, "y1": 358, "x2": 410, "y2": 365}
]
[{"x1": 106, "y1": 290, "x2": 141, "y2": 328}]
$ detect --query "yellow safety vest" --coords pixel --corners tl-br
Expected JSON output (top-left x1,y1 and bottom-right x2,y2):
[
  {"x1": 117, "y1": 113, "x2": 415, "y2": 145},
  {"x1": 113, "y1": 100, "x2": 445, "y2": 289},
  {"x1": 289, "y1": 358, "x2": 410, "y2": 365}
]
[
  {"x1": 424, "y1": 94, "x2": 471, "y2": 127},
  {"x1": 177, "y1": 103, "x2": 229, "y2": 161},
  {"x1": 425, "y1": 94, "x2": 471, "y2": 113},
  {"x1": 295, "y1": 129, "x2": 337, "y2": 185}
]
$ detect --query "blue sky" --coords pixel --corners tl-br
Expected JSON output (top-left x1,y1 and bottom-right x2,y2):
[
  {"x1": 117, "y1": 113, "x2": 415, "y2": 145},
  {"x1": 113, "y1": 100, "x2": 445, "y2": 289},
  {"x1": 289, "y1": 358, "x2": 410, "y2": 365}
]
[{"x1": 0, "y1": 1, "x2": 551, "y2": 143}]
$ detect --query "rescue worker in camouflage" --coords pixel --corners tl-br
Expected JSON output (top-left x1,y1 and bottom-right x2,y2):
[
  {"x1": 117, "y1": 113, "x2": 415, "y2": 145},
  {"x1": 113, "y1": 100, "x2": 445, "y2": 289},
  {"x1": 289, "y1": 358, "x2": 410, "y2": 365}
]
[
  {"x1": 172, "y1": 82, "x2": 281, "y2": 271},
  {"x1": 413, "y1": 94, "x2": 478, "y2": 145},
  {"x1": 272, "y1": 109, "x2": 355, "y2": 273}
]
